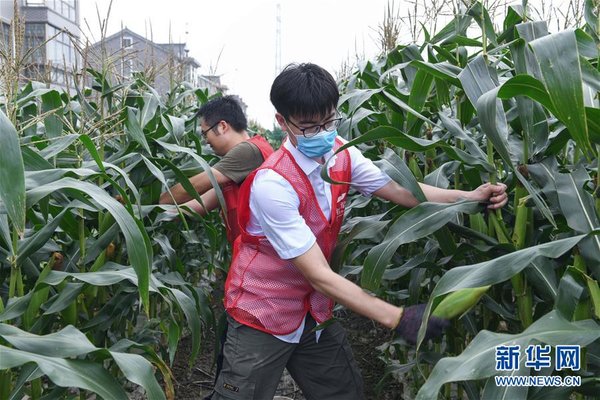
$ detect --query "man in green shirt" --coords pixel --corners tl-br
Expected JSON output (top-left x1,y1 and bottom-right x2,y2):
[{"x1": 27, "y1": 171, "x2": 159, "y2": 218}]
[{"x1": 159, "y1": 95, "x2": 273, "y2": 241}]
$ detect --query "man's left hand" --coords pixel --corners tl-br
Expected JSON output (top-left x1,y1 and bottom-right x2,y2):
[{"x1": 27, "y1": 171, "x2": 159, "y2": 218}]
[
  {"x1": 469, "y1": 183, "x2": 508, "y2": 210},
  {"x1": 395, "y1": 304, "x2": 450, "y2": 345}
]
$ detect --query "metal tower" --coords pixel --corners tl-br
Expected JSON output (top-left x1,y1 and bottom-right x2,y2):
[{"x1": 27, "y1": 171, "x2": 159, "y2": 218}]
[{"x1": 275, "y1": 3, "x2": 281, "y2": 76}]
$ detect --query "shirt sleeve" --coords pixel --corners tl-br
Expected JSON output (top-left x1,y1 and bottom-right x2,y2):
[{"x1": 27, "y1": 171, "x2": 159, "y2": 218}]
[
  {"x1": 346, "y1": 144, "x2": 392, "y2": 196},
  {"x1": 213, "y1": 141, "x2": 264, "y2": 184},
  {"x1": 249, "y1": 169, "x2": 316, "y2": 260}
]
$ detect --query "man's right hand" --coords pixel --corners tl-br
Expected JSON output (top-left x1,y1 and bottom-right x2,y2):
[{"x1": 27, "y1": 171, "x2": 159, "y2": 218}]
[{"x1": 394, "y1": 304, "x2": 449, "y2": 345}]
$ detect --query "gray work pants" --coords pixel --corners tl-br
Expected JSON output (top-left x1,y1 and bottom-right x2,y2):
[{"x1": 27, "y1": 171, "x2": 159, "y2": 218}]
[{"x1": 212, "y1": 313, "x2": 365, "y2": 400}]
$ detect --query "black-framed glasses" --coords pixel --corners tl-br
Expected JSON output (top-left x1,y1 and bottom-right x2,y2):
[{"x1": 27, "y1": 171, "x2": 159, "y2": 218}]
[
  {"x1": 200, "y1": 121, "x2": 221, "y2": 138},
  {"x1": 286, "y1": 115, "x2": 342, "y2": 138}
]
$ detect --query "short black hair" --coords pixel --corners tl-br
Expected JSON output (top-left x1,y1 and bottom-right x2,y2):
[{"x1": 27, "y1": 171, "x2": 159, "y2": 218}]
[
  {"x1": 270, "y1": 63, "x2": 339, "y2": 120},
  {"x1": 196, "y1": 95, "x2": 247, "y2": 132}
]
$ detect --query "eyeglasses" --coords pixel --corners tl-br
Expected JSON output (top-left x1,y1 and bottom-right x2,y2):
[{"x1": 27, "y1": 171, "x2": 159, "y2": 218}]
[
  {"x1": 286, "y1": 115, "x2": 342, "y2": 138},
  {"x1": 200, "y1": 121, "x2": 221, "y2": 138}
]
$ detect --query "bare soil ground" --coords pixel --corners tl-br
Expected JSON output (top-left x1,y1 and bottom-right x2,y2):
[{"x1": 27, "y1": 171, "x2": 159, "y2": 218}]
[{"x1": 171, "y1": 311, "x2": 404, "y2": 399}]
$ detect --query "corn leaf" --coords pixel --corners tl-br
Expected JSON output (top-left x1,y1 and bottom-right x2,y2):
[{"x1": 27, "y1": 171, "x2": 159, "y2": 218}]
[
  {"x1": 375, "y1": 148, "x2": 426, "y2": 201},
  {"x1": 38, "y1": 134, "x2": 78, "y2": 160},
  {"x1": 0, "y1": 109, "x2": 26, "y2": 237},
  {"x1": 336, "y1": 126, "x2": 493, "y2": 173},
  {"x1": 410, "y1": 60, "x2": 462, "y2": 86},
  {"x1": 361, "y1": 200, "x2": 481, "y2": 290},
  {"x1": 140, "y1": 91, "x2": 161, "y2": 129},
  {"x1": 555, "y1": 167, "x2": 600, "y2": 278},
  {"x1": 0, "y1": 346, "x2": 128, "y2": 400},
  {"x1": 416, "y1": 310, "x2": 600, "y2": 400},
  {"x1": 41, "y1": 91, "x2": 64, "y2": 139},
  {"x1": 154, "y1": 140, "x2": 227, "y2": 217},
  {"x1": 0, "y1": 292, "x2": 34, "y2": 322},
  {"x1": 477, "y1": 85, "x2": 556, "y2": 227},
  {"x1": 529, "y1": 30, "x2": 592, "y2": 155},
  {"x1": 125, "y1": 107, "x2": 151, "y2": 154},
  {"x1": 417, "y1": 234, "x2": 589, "y2": 346},
  {"x1": 428, "y1": 235, "x2": 586, "y2": 299},
  {"x1": 557, "y1": 266, "x2": 592, "y2": 321},
  {"x1": 26, "y1": 178, "x2": 152, "y2": 312},
  {"x1": 339, "y1": 88, "x2": 384, "y2": 114},
  {"x1": 43, "y1": 266, "x2": 202, "y2": 364},
  {"x1": 0, "y1": 324, "x2": 165, "y2": 399},
  {"x1": 587, "y1": 278, "x2": 600, "y2": 320},
  {"x1": 406, "y1": 69, "x2": 434, "y2": 134}
]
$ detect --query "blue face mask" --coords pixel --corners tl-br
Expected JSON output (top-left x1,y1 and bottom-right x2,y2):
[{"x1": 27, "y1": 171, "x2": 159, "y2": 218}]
[{"x1": 296, "y1": 129, "x2": 337, "y2": 158}]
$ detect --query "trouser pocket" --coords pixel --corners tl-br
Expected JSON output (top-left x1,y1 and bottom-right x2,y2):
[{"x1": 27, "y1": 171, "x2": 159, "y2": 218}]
[{"x1": 213, "y1": 373, "x2": 256, "y2": 399}]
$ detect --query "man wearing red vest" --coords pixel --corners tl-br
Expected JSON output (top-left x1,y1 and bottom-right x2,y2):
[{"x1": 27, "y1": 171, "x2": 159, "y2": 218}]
[
  {"x1": 159, "y1": 95, "x2": 274, "y2": 243},
  {"x1": 161, "y1": 96, "x2": 274, "y2": 399},
  {"x1": 213, "y1": 64, "x2": 508, "y2": 399}
]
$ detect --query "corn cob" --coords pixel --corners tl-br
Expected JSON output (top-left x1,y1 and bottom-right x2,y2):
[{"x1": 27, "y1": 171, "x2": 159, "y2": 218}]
[
  {"x1": 408, "y1": 155, "x2": 424, "y2": 181},
  {"x1": 432, "y1": 285, "x2": 490, "y2": 319}
]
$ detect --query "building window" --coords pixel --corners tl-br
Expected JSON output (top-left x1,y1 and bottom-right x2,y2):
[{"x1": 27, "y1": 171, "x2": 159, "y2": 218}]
[
  {"x1": 46, "y1": 0, "x2": 77, "y2": 21},
  {"x1": 63, "y1": 0, "x2": 76, "y2": 21},
  {"x1": 24, "y1": 0, "x2": 46, "y2": 6},
  {"x1": 50, "y1": 65, "x2": 66, "y2": 85},
  {"x1": 47, "y1": 25, "x2": 76, "y2": 66},
  {"x1": 1, "y1": 22, "x2": 11, "y2": 54},
  {"x1": 24, "y1": 23, "x2": 46, "y2": 64},
  {"x1": 122, "y1": 59, "x2": 133, "y2": 78},
  {"x1": 122, "y1": 36, "x2": 132, "y2": 49}
]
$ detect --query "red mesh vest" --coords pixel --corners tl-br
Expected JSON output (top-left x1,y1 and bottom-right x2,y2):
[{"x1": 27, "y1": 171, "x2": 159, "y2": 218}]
[
  {"x1": 224, "y1": 138, "x2": 351, "y2": 335},
  {"x1": 221, "y1": 135, "x2": 274, "y2": 244}
]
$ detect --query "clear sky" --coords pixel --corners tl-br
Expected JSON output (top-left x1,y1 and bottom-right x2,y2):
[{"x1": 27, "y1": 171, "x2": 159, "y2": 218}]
[
  {"x1": 79, "y1": 0, "x2": 405, "y2": 128},
  {"x1": 79, "y1": 1, "x2": 568, "y2": 128}
]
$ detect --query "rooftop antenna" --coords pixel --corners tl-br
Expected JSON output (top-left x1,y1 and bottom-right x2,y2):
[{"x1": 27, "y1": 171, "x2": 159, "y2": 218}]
[
  {"x1": 184, "y1": 22, "x2": 189, "y2": 56},
  {"x1": 275, "y1": 3, "x2": 281, "y2": 76}
]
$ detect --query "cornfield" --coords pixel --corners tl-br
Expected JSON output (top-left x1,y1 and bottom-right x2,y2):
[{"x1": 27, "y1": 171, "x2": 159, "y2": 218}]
[{"x1": 0, "y1": 1, "x2": 599, "y2": 399}]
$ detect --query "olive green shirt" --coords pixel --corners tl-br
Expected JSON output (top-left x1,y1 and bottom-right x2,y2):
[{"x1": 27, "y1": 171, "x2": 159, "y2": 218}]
[{"x1": 213, "y1": 141, "x2": 266, "y2": 184}]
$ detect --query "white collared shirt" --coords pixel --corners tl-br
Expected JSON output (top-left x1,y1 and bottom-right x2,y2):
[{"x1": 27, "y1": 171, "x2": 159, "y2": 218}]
[{"x1": 247, "y1": 137, "x2": 391, "y2": 342}]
